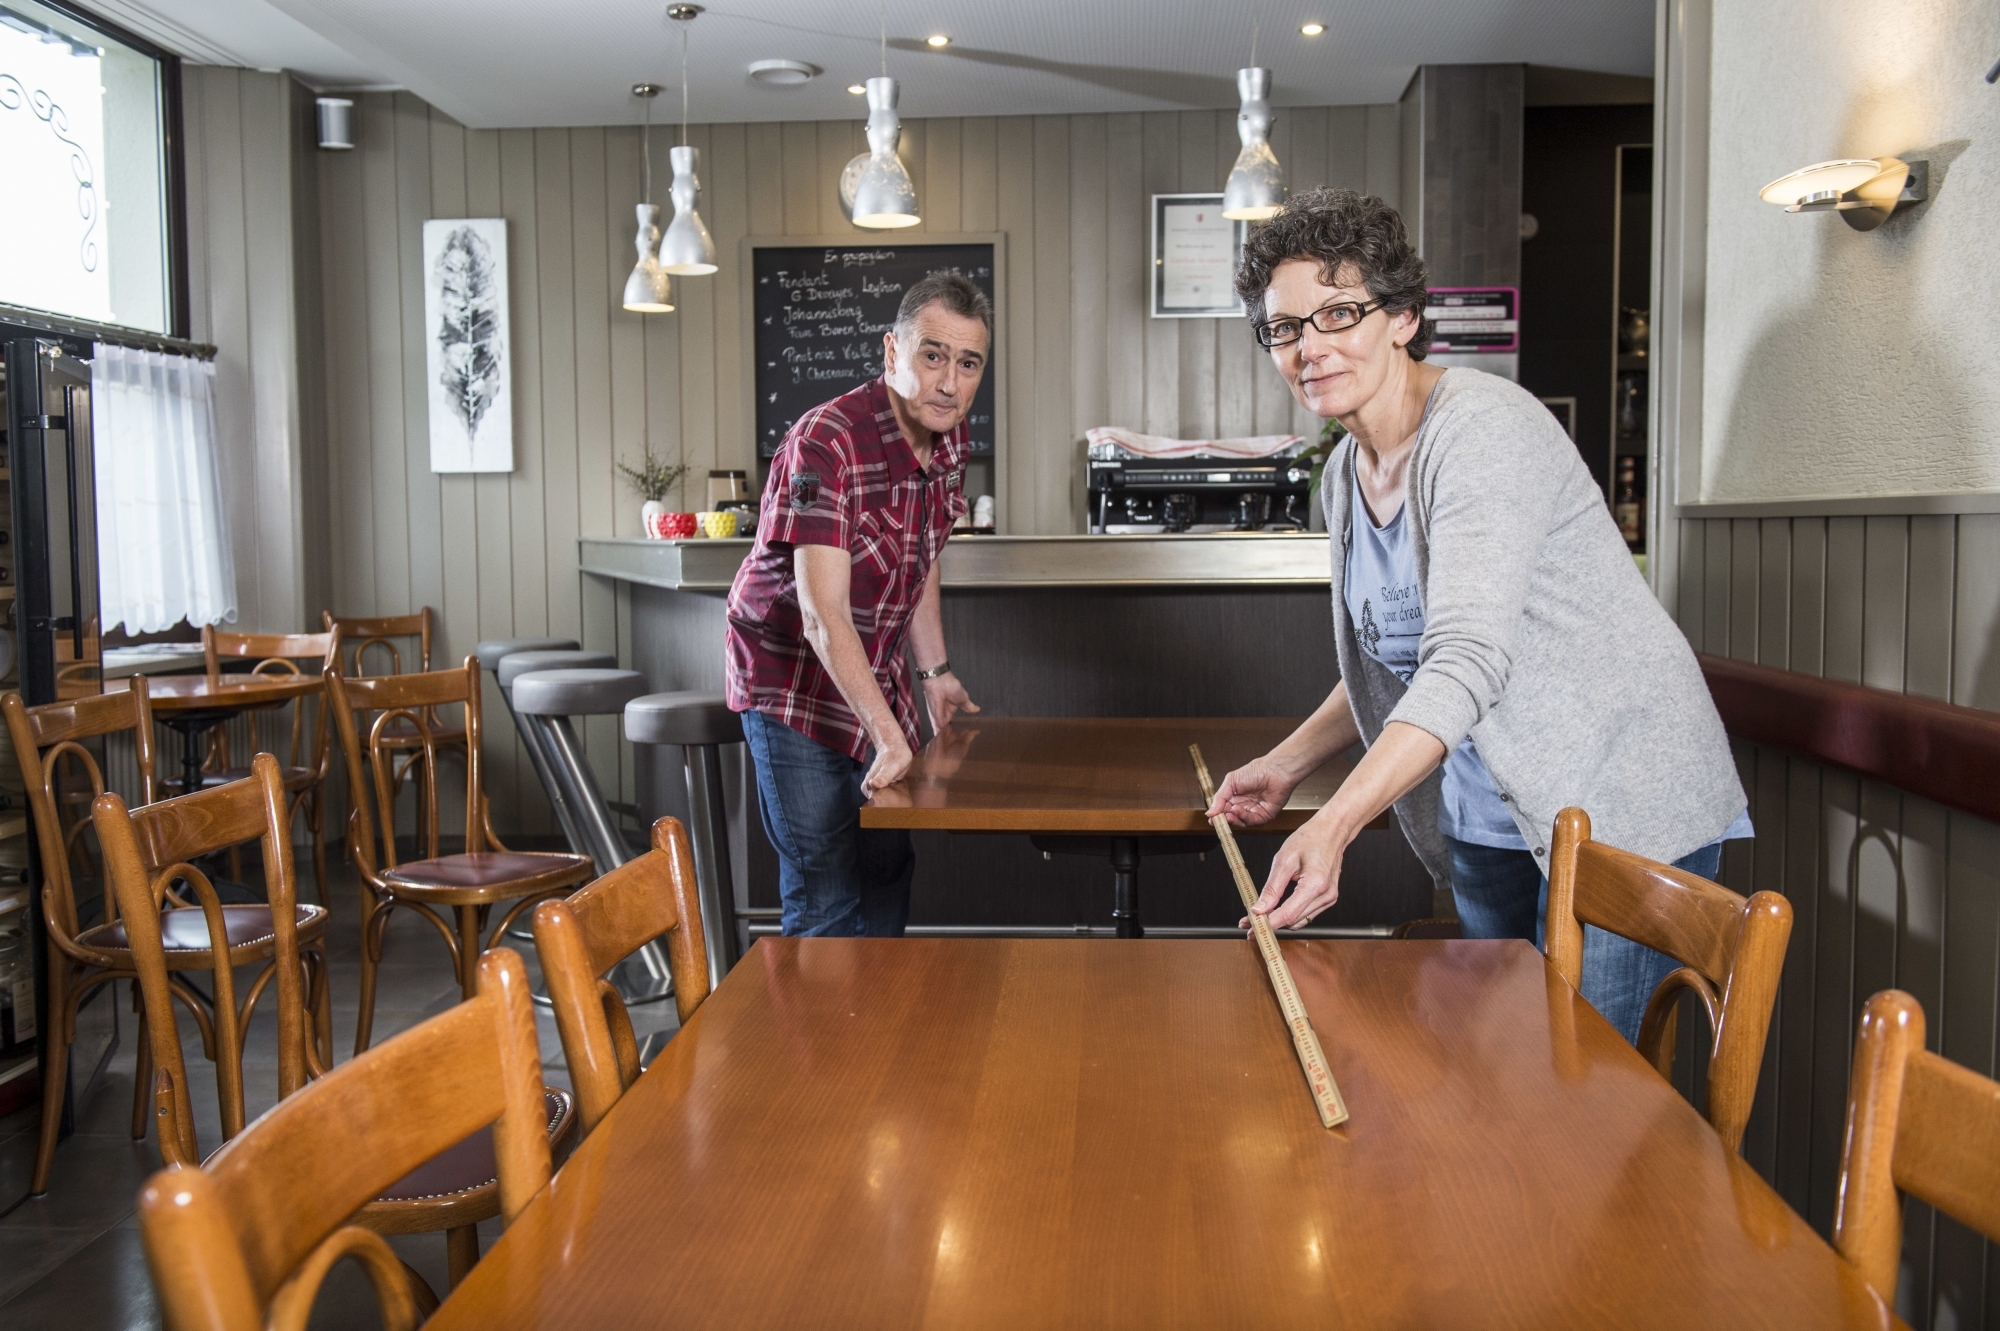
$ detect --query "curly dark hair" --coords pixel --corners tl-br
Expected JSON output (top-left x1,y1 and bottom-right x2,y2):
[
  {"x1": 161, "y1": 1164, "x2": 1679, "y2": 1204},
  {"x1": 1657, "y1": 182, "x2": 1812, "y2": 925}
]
[{"x1": 1233, "y1": 187, "x2": 1433, "y2": 360}]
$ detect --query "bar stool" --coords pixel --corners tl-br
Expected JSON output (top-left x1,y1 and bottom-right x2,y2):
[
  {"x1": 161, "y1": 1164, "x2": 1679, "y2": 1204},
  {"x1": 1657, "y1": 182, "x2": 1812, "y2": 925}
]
[
  {"x1": 512, "y1": 667, "x2": 673, "y2": 1005},
  {"x1": 623, "y1": 691, "x2": 744, "y2": 989},
  {"x1": 494, "y1": 649, "x2": 613, "y2": 858},
  {"x1": 472, "y1": 637, "x2": 582, "y2": 853}
]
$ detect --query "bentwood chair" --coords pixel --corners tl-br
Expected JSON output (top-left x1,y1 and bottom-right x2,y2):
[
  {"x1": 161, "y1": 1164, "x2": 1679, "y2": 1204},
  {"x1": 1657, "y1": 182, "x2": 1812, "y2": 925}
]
[
  {"x1": 97, "y1": 761, "x2": 574, "y2": 1299},
  {"x1": 533, "y1": 816, "x2": 711, "y2": 1136},
  {"x1": 3, "y1": 680, "x2": 164, "y2": 1194},
  {"x1": 324, "y1": 609, "x2": 469, "y2": 846},
  {"x1": 1545, "y1": 806, "x2": 1793, "y2": 1154},
  {"x1": 134, "y1": 949, "x2": 566, "y2": 1326},
  {"x1": 199, "y1": 626, "x2": 342, "y2": 903},
  {"x1": 1833, "y1": 989, "x2": 2000, "y2": 1310},
  {"x1": 324, "y1": 659, "x2": 593, "y2": 1052}
]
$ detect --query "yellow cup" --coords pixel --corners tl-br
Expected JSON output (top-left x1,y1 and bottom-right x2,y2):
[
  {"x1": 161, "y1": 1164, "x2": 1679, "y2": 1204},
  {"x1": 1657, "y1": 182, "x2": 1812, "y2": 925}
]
[{"x1": 700, "y1": 510, "x2": 739, "y2": 539}]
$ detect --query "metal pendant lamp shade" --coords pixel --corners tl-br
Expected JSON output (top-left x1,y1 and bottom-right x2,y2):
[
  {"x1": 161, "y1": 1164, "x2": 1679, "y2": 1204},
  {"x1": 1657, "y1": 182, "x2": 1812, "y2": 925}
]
[
  {"x1": 622, "y1": 203, "x2": 674, "y2": 313},
  {"x1": 1223, "y1": 67, "x2": 1285, "y2": 221},
  {"x1": 660, "y1": 146, "x2": 718, "y2": 274},
  {"x1": 849, "y1": 76, "x2": 921, "y2": 229}
]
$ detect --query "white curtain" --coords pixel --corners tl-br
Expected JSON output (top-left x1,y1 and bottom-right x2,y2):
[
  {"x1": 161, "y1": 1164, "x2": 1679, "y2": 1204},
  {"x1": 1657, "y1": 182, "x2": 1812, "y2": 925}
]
[{"x1": 91, "y1": 343, "x2": 238, "y2": 634}]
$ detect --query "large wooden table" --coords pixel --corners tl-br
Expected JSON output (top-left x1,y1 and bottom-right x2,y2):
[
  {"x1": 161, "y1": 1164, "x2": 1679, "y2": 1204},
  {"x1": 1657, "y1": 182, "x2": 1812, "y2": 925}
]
[
  {"x1": 430, "y1": 938, "x2": 1889, "y2": 1329},
  {"x1": 861, "y1": 717, "x2": 1365, "y2": 935}
]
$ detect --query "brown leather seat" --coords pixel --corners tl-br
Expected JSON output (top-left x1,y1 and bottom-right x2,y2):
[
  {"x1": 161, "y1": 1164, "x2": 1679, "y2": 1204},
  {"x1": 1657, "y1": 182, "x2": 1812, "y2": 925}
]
[
  {"x1": 384, "y1": 851, "x2": 592, "y2": 893},
  {"x1": 79, "y1": 903, "x2": 328, "y2": 955},
  {"x1": 376, "y1": 1091, "x2": 574, "y2": 1203}
]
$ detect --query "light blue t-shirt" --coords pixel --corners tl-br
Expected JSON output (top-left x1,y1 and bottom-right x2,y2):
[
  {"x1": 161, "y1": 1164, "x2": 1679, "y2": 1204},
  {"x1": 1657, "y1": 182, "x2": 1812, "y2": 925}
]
[{"x1": 1343, "y1": 482, "x2": 1752, "y2": 850}]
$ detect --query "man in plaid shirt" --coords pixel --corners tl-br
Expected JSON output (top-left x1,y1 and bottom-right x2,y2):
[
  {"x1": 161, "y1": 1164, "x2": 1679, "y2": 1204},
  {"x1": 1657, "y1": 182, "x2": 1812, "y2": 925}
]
[{"x1": 726, "y1": 274, "x2": 989, "y2": 936}]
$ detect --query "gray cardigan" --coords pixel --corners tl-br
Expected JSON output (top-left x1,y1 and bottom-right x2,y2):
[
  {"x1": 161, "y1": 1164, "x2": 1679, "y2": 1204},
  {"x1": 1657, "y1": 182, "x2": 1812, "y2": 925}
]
[{"x1": 1326, "y1": 368, "x2": 1744, "y2": 887}]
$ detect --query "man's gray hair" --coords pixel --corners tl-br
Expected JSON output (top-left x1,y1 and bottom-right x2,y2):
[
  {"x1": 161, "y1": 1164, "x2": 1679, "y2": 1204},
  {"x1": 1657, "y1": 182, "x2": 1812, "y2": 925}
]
[{"x1": 893, "y1": 272, "x2": 993, "y2": 346}]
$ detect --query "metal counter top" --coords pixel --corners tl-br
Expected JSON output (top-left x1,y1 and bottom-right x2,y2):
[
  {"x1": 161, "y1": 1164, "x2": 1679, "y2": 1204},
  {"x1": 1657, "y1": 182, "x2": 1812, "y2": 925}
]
[{"x1": 578, "y1": 532, "x2": 1334, "y2": 592}]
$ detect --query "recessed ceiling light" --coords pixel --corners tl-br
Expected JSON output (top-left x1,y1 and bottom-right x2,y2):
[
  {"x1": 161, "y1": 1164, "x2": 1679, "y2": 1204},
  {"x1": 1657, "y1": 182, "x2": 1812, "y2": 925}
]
[
  {"x1": 747, "y1": 58, "x2": 820, "y2": 86},
  {"x1": 925, "y1": 34, "x2": 951, "y2": 48},
  {"x1": 847, "y1": 83, "x2": 866, "y2": 94},
  {"x1": 1300, "y1": 22, "x2": 1326, "y2": 36}
]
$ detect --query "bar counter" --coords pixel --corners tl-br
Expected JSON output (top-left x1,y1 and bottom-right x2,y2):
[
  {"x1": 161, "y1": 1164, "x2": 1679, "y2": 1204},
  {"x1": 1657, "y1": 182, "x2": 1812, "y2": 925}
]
[{"x1": 584, "y1": 532, "x2": 1433, "y2": 941}]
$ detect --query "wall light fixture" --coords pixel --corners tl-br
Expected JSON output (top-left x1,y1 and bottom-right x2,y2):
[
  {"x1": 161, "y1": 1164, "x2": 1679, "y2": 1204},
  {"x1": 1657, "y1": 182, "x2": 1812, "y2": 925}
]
[{"x1": 1758, "y1": 156, "x2": 1928, "y2": 232}]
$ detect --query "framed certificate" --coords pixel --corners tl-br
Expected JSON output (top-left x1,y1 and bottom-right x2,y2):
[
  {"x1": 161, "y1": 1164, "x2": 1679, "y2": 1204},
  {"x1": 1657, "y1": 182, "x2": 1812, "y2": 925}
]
[{"x1": 1150, "y1": 194, "x2": 1247, "y2": 318}]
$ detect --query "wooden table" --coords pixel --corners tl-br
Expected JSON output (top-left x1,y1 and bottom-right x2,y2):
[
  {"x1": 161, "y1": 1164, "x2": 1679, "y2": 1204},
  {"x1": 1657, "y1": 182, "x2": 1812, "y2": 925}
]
[
  {"x1": 429, "y1": 938, "x2": 1890, "y2": 1329},
  {"x1": 861, "y1": 717, "x2": 1364, "y2": 935},
  {"x1": 122, "y1": 673, "x2": 321, "y2": 796}
]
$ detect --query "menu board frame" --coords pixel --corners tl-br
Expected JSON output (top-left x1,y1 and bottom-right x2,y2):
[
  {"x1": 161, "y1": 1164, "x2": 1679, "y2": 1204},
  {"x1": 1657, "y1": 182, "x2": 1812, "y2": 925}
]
[
  {"x1": 739, "y1": 232, "x2": 1008, "y2": 467},
  {"x1": 1150, "y1": 194, "x2": 1247, "y2": 319}
]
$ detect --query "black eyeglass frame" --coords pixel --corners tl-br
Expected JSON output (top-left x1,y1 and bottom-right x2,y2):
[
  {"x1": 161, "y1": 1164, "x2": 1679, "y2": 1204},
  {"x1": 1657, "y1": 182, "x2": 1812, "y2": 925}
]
[{"x1": 1253, "y1": 297, "x2": 1392, "y2": 349}]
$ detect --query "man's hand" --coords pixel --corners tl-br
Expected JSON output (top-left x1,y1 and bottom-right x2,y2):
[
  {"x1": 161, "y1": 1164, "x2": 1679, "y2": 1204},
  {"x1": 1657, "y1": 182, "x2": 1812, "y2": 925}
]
[
  {"x1": 921, "y1": 671, "x2": 980, "y2": 734},
  {"x1": 1205, "y1": 754, "x2": 1302, "y2": 830},
  {"x1": 1244, "y1": 809, "x2": 1353, "y2": 931},
  {"x1": 861, "y1": 733, "x2": 915, "y2": 798}
]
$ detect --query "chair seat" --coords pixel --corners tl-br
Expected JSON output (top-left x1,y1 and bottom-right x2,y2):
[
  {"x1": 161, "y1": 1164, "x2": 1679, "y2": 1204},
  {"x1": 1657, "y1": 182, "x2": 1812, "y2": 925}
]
[
  {"x1": 473, "y1": 637, "x2": 579, "y2": 672},
  {"x1": 373, "y1": 717, "x2": 470, "y2": 750},
  {"x1": 205, "y1": 765, "x2": 320, "y2": 794},
  {"x1": 511, "y1": 669, "x2": 647, "y2": 718},
  {"x1": 496, "y1": 650, "x2": 616, "y2": 691},
  {"x1": 382, "y1": 851, "x2": 592, "y2": 903},
  {"x1": 624, "y1": 691, "x2": 743, "y2": 747},
  {"x1": 79, "y1": 904, "x2": 329, "y2": 959},
  {"x1": 373, "y1": 1089, "x2": 574, "y2": 1205}
]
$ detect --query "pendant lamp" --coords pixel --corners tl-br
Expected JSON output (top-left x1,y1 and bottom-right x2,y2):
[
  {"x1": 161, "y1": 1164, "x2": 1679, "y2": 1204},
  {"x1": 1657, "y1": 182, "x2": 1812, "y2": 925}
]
[
  {"x1": 838, "y1": 9, "x2": 920, "y2": 229},
  {"x1": 622, "y1": 83, "x2": 674, "y2": 313},
  {"x1": 1222, "y1": 67, "x2": 1285, "y2": 221},
  {"x1": 660, "y1": 4, "x2": 718, "y2": 274}
]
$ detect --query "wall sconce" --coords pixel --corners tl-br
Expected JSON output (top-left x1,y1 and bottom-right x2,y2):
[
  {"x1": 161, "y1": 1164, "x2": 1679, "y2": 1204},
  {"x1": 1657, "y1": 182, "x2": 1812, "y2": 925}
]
[{"x1": 1758, "y1": 157, "x2": 1927, "y2": 231}]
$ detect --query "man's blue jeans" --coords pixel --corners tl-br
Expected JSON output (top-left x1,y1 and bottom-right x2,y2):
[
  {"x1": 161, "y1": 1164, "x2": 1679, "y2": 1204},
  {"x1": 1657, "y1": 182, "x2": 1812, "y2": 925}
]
[
  {"x1": 1446, "y1": 834, "x2": 1726, "y2": 1046},
  {"x1": 741, "y1": 709, "x2": 914, "y2": 937}
]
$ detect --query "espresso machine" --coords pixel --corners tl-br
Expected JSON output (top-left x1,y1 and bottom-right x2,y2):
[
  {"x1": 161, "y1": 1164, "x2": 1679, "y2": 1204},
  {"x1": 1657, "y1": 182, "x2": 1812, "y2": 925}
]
[{"x1": 1086, "y1": 439, "x2": 1313, "y2": 534}]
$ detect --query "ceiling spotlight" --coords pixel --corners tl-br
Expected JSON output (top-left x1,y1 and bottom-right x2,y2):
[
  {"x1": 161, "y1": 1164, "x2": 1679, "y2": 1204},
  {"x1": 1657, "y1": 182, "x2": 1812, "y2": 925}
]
[
  {"x1": 1300, "y1": 22, "x2": 1326, "y2": 36},
  {"x1": 847, "y1": 83, "x2": 866, "y2": 94},
  {"x1": 747, "y1": 58, "x2": 820, "y2": 86},
  {"x1": 925, "y1": 34, "x2": 951, "y2": 48}
]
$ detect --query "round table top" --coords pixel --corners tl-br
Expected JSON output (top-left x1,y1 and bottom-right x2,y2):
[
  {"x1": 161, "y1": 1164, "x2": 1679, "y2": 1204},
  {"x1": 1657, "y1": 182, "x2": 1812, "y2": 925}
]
[{"x1": 125, "y1": 672, "x2": 322, "y2": 713}]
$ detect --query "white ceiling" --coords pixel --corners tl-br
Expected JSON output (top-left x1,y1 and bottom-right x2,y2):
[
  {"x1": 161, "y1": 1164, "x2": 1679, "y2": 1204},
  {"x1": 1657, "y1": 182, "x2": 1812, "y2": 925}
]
[{"x1": 101, "y1": 0, "x2": 1653, "y2": 128}]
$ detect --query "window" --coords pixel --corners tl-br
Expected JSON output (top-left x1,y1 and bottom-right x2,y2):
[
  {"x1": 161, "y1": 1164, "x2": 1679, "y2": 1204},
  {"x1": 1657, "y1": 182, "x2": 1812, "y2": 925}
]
[{"x1": 0, "y1": 0, "x2": 176, "y2": 334}]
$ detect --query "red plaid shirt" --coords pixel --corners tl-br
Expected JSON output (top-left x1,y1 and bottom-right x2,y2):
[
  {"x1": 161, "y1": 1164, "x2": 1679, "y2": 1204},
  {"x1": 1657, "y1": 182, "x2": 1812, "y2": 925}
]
[{"x1": 725, "y1": 377, "x2": 968, "y2": 761}]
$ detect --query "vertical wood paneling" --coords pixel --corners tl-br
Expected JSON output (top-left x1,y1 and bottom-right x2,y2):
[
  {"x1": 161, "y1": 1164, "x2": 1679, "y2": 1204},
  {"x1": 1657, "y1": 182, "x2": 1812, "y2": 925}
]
[
  {"x1": 1102, "y1": 114, "x2": 1146, "y2": 440},
  {"x1": 1906, "y1": 516, "x2": 1955, "y2": 702},
  {"x1": 1031, "y1": 116, "x2": 1073, "y2": 536},
  {"x1": 1756, "y1": 518, "x2": 1791, "y2": 668},
  {"x1": 994, "y1": 114, "x2": 1036, "y2": 534},
  {"x1": 925, "y1": 118, "x2": 963, "y2": 234},
  {"x1": 1952, "y1": 514, "x2": 2000, "y2": 711},
  {"x1": 1728, "y1": 518, "x2": 1759, "y2": 661},
  {"x1": 1175, "y1": 112, "x2": 1218, "y2": 443},
  {"x1": 1069, "y1": 114, "x2": 1109, "y2": 519},
  {"x1": 1140, "y1": 112, "x2": 1180, "y2": 438}
]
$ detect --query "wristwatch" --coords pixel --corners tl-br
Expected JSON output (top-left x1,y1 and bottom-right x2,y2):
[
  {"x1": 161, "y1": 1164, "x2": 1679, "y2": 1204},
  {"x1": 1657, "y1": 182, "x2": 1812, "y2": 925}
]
[{"x1": 915, "y1": 660, "x2": 953, "y2": 680}]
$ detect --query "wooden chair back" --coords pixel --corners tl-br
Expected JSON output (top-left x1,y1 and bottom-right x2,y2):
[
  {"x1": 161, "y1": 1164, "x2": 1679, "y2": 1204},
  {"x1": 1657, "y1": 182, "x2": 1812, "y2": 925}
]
[
  {"x1": 3, "y1": 680, "x2": 158, "y2": 943},
  {"x1": 1834, "y1": 989, "x2": 2000, "y2": 1307},
  {"x1": 202, "y1": 627, "x2": 341, "y2": 774},
  {"x1": 1545, "y1": 806, "x2": 1792, "y2": 1154},
  {"x1": 134, "y1": 948, "x2": 551, "y2": 1331},
  {"x1": 323, "y1": 660, "x2": 493, "y2": 873},
  {"x1": 92, "y1": 753, "x2": 312, "y2": 1155},
  {"x1": 323, "y1": 608, "x2": 437, "y2": 680},
  {"x1": 533, "y1": 817, "x2": 711, "y2": 1134}
]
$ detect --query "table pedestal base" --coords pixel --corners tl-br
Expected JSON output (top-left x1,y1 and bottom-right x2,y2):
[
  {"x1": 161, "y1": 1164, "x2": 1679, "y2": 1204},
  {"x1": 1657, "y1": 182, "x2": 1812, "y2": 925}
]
[{"x1": 1030, "y1": 835, "x2": 1217, "y2": 938}]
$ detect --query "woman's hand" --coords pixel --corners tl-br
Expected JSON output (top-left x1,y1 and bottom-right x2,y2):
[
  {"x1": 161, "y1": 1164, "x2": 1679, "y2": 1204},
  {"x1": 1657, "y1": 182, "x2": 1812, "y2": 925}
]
[
  {"x1": 1245, "y1": 809, "x2": 1355, "y2": 930},
  {"x1": 1205, "y1": 754, "x2": 1302, "y2": 829}
]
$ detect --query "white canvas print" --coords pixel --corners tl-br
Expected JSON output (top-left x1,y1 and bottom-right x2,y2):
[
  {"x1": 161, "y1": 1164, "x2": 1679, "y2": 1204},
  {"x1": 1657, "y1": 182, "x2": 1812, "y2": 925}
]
[{"x1": 423, "y1": 218, "x2": 513, "y2": 472}]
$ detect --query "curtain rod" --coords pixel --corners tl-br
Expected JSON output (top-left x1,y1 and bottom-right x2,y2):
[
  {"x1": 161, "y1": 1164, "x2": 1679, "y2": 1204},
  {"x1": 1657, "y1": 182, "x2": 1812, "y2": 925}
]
[{"x1": 0, "y1": 303, "x2": 218, "y2": 361}]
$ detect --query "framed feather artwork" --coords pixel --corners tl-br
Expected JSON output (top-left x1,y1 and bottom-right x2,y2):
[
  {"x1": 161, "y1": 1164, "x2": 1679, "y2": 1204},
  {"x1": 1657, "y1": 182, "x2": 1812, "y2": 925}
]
[{"x1": 422, "y1": 218, "x2": 514, "y2": 472}]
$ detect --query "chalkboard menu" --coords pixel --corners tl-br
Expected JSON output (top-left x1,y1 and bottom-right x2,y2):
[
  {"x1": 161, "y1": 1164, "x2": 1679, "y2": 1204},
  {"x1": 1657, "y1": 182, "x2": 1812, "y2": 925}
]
[{"x1": 753, "y1": 242, "x2": 997, "y2": 458}]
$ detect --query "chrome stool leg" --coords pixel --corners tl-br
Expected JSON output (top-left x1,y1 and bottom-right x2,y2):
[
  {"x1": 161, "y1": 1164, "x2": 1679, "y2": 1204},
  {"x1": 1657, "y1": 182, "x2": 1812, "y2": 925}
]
[{"x1": 683, "y1": 741, "x2": 740, "y2": 989}]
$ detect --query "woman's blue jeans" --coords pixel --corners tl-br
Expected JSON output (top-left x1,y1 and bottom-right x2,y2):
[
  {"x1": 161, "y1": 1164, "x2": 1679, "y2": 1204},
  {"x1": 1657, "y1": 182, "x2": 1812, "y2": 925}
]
[
  {"x1": 1445, "y1": 835, "x2": 1725, "y2": 1046},
  {"x1": 741, "y1": 708, "x2": 914, "y2": 937}
]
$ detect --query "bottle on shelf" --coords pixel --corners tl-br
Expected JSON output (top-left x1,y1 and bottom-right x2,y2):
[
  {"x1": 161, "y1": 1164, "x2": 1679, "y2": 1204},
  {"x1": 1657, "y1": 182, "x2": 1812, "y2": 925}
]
[{"x1": 1614, "y1": 455, "x2": 1645, "y2": 552}]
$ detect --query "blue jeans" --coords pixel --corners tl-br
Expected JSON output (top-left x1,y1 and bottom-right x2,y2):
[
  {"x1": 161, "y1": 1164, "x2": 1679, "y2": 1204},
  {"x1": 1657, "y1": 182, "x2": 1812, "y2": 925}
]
[
  {"x1": 1447, "y1": 835, "x2": 1726, "y2": 1047},
  {"x1": 741, "y1": 709, "x2": 914, "y2": 937}
]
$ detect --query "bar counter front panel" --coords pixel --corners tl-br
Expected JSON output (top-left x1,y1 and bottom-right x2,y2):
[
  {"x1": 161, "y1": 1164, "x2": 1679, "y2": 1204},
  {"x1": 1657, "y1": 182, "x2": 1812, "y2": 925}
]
[{"x1": 585, "y1": 535, "x2": 1432, "y2": 935}]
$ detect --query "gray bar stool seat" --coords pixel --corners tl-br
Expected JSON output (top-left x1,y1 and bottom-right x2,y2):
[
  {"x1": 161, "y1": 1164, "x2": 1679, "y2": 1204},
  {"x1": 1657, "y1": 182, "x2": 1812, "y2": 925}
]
[
  {"x1": 624, "y1": 692, "x2": 745, "y2": 989},
  {"x1": 490, "y1": 649, "x2": 613, "y2": 860},
  {"x1": 474, "y1": 636, "x2": 578, "y2": 672}
]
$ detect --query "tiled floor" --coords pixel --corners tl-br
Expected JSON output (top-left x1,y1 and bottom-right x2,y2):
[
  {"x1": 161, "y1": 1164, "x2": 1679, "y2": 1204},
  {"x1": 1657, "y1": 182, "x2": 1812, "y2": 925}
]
[{"x1": 0, "y1": 851, "x2": 680, "y2": 1328}]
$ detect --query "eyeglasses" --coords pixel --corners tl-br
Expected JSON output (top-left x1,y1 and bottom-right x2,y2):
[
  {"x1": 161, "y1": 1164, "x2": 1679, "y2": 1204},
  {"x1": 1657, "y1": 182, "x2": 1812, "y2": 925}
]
[{"x1": 1254, "y1": 298, "x2": 1389, "y2": 348}]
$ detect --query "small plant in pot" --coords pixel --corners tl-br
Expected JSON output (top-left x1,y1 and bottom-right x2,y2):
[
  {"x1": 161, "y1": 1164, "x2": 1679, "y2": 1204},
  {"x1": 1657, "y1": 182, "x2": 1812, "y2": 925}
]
[{"x1": 617, "y1": 445, "x2": 689, "y2": 537}]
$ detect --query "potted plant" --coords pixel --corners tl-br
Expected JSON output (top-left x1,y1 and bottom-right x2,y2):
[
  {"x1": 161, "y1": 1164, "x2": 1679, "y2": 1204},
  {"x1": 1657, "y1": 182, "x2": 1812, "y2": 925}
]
[{"x1": 616, "y1": 445, "x2": 689, "y2": 536}]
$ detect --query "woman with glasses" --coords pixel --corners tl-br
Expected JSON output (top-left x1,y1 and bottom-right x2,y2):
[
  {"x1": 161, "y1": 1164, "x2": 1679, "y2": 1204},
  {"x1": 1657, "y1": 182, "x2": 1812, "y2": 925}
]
[{"x1": 1204, "y1": 187, "x2": 1749, "y2": 1045}]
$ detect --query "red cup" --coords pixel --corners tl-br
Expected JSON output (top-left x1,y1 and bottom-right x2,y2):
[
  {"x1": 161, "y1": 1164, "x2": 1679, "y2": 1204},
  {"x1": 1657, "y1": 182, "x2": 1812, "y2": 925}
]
[{"x1": 660, "y1": 511, "x2": 699, "y2": 539}]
